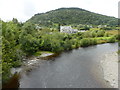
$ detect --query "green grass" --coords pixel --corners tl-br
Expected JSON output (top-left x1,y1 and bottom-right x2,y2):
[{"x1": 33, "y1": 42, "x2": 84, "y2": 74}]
[
  {"x1": 106, "y1": 30, "x2": 118, "y2": 35},
  {"x1": 90, "y1": 37, "x2": 116, "y2": 44},
  {"x1": 34, "y1": 51, "x2": 42, "y2": 56},
  {"x1": 34, "y1": 51, "x2": 54, "y2": 56}
]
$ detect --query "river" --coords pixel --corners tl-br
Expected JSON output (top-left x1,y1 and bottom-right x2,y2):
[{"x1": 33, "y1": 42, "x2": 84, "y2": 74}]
[{"x1": 4, "y1": 43, "x2": 118, "y2": 88}]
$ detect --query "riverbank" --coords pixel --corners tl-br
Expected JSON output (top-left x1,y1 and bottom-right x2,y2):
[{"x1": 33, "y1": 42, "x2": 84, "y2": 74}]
[
  {"x1": 11, "y1": 51, "x2": 56, "y2": 74},
  {"x1": 100, "y1": 52, "x2": 118, "y2": 88},
  {"x1": 2, "y1": 51, "x2": 56, "y2": 88}
]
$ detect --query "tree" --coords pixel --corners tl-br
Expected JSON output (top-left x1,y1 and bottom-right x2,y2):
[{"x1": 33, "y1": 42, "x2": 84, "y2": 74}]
[{"x1": 12, "y1": 18, "x2": 18, "y2": 24}]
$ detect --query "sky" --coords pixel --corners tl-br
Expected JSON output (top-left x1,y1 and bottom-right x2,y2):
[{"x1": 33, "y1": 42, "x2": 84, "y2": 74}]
[{"x1": 0, "y1": 0, "x2": 119, "y2": 22}]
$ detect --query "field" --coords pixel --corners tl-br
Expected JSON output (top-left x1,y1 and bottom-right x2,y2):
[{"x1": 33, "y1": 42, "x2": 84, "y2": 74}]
[{"x1": 106, "y1": 30, "x2": 118, "y2": 35}]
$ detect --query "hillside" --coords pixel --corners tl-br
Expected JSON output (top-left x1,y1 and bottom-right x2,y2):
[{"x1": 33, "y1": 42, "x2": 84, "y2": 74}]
[{"x1": 27, "y1": 7, "x2": 117, "y2": 26}]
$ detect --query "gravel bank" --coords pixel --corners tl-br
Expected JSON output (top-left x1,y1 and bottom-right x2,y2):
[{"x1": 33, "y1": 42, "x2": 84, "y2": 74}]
[
  {"x1": 10, "y1": 52, "x2": 55, "y2": 74},
  {"x1": 100, "y1": 52, "x2": 118, "y2": 88}
]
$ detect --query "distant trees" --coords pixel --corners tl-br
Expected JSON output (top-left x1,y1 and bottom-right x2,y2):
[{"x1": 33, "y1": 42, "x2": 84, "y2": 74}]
[
  {"x1": 58, "y1": 24, "x2": 60, "y2": 32},
  {"x1": 28, "y1": 8, "x2": 117, "y2": 27},
  {"x1": 100, "y1": 27, "x2": 112, "y2": 30},
  {"x1": 79, "y1": 25, "x2": 90, "y2": 30},
  {"x1": 82, "y1": 30, "x2": 105, "y2": 38},
  {"x1": 12, "y1": 18, "x2": 18, "y2": 24}
]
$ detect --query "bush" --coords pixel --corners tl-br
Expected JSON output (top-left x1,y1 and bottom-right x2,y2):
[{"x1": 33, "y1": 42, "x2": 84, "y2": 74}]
[
  {"x1": 107, "y1": 37, "x2": 116, "y2": 43},
  {"x1": 80, "y1": 38, "x2": 90, "y2": 47},
  {"x1": 100, "y1": 27, "x2": 112, "y2": 30},
  {"x1": 2, "y1": 62, "x2": 12, "y2": 84},
  {"x1": 20, "y1": 34, "x2": 39, "y2": 55},
  {"x1": 104, "y1": 32, "x2": 109, "y2": 37},
  {"x1": 115, "y1": 34, "x2": 120, "y2": 40},
  {"x1": 97, "y1": 30, "x2": 105, "y2": 37},
  {"x1": 80, "y1": 38, "x2": 97, "y2": 47}
]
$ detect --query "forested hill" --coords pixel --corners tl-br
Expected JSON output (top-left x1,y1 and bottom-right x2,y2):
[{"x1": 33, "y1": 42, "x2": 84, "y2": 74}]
[{"x1": 27, "y1": 7, "x2": 117, "y2": 26}]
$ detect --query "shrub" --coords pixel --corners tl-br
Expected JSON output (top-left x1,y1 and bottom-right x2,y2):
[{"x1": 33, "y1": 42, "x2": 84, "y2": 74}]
[
  {"x1": 20, "y1": 34, "x2": 39, "y2": 55},
  {"x1": 80, "y1": 38, "x2": 90, "y2": 47},
  {"x1": 107, "y1": 37, "x2": 116, "y2": 43},
  {"x1": 97, "y1": 30, "x2": 105, "y2": 37}
]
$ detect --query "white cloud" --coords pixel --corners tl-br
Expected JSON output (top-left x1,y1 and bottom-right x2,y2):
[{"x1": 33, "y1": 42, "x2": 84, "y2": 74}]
[
  {"x1": 23, "y1": 0, "x2": 36, "y2": 16},
  {"x1": 0, "y1": 0, "x2": 27, "y2": 22},
  {"x1": 0, "y1": 0, "x2": 119, "y2": 22}
]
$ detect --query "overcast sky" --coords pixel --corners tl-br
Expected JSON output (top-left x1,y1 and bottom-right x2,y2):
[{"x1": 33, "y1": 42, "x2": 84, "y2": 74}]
[{"x1": 0, "y1": 0, "x2": 119, "y2": 22}]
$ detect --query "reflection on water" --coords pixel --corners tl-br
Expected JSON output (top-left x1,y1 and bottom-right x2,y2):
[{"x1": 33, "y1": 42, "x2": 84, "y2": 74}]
[{"x1": 2, "y1": 73, "x2": 20, "y2": 88}]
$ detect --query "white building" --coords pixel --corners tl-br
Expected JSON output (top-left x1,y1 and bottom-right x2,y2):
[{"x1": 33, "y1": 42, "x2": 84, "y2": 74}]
[
  {"x1": 97, "y1": 25, "x2": 107, "y2": 28},
  {"x1": 60, "y1": 26, "x2": 78, "y2": 33}
]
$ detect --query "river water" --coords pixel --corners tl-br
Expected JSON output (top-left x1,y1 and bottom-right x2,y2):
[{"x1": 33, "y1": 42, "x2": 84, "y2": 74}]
[{"x1": 5, "y1": 43, "x2": 118, "y2": 88}]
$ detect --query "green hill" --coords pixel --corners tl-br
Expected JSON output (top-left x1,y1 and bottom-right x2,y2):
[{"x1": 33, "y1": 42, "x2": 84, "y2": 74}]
[{"x1": 27, "y1": 7, "x2": 117, "y2": 26}]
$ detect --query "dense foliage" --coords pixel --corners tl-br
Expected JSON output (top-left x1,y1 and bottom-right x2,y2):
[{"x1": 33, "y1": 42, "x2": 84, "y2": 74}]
[
  {"x1": 27, "y1": 8, "x2": 117, "y2": 27},
  {"x1": 2, "y1": 19, "x2": 24, "y2": 83}
]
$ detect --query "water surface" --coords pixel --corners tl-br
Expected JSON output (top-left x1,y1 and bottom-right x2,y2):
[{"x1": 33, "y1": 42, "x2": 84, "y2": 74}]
[{"x1": 19, "y1": 43, "x2": 118, "y2": 88}]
